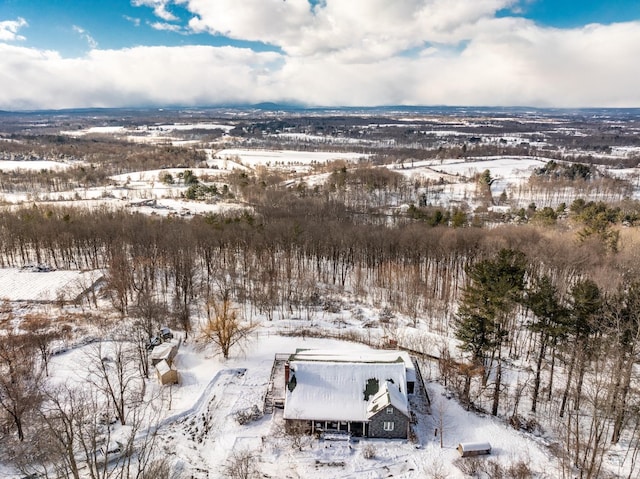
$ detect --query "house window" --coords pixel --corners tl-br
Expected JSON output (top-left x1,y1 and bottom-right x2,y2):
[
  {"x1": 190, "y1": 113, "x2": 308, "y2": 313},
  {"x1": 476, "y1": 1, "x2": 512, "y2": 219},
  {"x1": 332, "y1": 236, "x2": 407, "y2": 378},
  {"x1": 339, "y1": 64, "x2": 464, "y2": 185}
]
[
  {"x1": 383, "y1": 421, "x2": 395, "y2": 432},
  {"x1": 386, "y1": 407, "x2": 394, "y2": 415}
]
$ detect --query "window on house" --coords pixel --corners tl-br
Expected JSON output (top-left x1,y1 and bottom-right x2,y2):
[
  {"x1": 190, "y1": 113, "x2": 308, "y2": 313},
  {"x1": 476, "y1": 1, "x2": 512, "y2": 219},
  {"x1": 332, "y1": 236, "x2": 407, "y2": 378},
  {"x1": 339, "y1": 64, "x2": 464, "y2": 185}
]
[
  {"x1": 383, "y1": 421, "x2": 395, "y2": 431},
  {"x1": 386, "y1": 407, "x2": 394, "y2": 414}
]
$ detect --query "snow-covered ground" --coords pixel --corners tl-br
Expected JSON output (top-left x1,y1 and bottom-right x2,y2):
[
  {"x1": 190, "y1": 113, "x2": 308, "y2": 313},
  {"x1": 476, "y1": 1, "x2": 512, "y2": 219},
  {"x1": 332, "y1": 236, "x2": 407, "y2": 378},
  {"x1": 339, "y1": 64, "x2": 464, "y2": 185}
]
[
  {"x1": 0, "y1": 267, "x2": 102, "y2": 302},
  {"x1": 0, "y1": 258, "x2": 559, "y2": 478},
  {"x1": 0, "y1": 159, "x2": 75, "y2": 171},
  {"x1": 33, "y1": 332, "x2": 556, "y2": 479},
  {"x1": 215, "y1": 148, "x2": 368, "y2": 168},
  {"x1": 61, "y1": 123, "x2": 236, "y2": 138},
  {"x1": 2, "y1": 146, "x2": 639, "y2": 215}
]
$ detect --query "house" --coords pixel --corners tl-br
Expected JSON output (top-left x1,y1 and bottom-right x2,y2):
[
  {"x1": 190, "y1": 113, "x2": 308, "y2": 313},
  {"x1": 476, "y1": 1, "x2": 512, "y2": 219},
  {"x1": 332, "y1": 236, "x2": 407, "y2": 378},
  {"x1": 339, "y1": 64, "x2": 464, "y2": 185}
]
[
  {"x1": 282, "y1": 349, "x2": 415, "y2": 439},
  {"x1": 366, "y1": 381, "x2": 410, "y2": 439},
  {"x1": 155, "y1": 359, "x2": 178, "y2": 385}
]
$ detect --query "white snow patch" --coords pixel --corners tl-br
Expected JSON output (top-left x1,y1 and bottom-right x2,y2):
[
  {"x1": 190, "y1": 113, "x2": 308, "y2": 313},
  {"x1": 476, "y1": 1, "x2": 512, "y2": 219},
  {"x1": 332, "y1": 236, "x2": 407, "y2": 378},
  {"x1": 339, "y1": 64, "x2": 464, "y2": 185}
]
[
  {"x1": 0, "y1": 267, "x2": 102, "y2": 302},
  {"x1": 0, "y1": 160, "x2": 74, "y2": 171}
]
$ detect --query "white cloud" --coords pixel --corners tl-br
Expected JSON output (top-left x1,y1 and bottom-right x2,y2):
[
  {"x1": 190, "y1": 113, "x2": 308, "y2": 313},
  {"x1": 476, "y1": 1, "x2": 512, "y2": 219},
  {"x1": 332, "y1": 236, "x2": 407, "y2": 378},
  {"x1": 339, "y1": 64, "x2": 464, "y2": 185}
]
[
  {"x1": 183, "y1": 0, "x2": 515, "y2": 58},
  {"x1": 2, "y1": 3, "x2": 640, "y2": 109},
  {"x1": 149, "y1": 21, "x2": 182, "y2": 32},
  {"x1": 132, "y1": 0, "x2": 178, "y2": 22},
  {"x1": 123, "y1": 15, "x2": 142, "y2": 27},
  {"x1": 0, "y1": 44, "x2": 282, "y2": 109},
  {"x1": 0, "y1": 17, "x2": 28, "y2": 42},
  {"x1": 73, "y1": 25, "x2": 98, "y2": 49}
]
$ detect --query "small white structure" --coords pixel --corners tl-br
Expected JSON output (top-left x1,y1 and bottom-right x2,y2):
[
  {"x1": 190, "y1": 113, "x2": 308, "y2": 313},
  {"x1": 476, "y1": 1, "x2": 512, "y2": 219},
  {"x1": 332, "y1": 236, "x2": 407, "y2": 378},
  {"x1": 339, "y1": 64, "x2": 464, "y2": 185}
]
[
  {"x1": 457, "y1": 441, "x2": 492, "y2": 457},
  {"x1": 155, "y1": 359, "x2": 178, "y2": 385},
  {"x1": 150, "y1": 342, "x2": 178, "y2": 366}
]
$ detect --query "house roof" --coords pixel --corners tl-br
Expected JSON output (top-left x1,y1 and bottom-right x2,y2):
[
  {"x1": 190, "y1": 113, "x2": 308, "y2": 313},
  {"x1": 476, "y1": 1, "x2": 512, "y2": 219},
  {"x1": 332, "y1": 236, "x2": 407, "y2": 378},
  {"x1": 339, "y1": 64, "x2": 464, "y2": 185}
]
[
  {"x1": 289, "y1": 348, "x2": 416, "y2": 382},
  {"x1": 458, "y1": 442, "x2": 492, "y2": 452},
  {"x1": 367, "y1": 381, "x2": 409, "y2": 418},
  {"x1": 283, "y1": 354, "x2": 408, "y2": 422}
]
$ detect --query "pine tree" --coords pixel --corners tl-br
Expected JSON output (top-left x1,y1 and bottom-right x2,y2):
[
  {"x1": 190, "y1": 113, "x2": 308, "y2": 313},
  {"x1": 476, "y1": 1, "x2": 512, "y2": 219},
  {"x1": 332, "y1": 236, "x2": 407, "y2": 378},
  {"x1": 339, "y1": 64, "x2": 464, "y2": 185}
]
[
  {"x1": 559, "y1": 279, "x2": 602, "y2": 417},
  {"x1": 525, "y1": 274, "x2": 569, "y2": 413},
  {"x1": 456, "y1": 249, "x2": 527, "y2": 362},
  {"x1": 455, "y1": 249, "x2": 527, "y2": 415}
]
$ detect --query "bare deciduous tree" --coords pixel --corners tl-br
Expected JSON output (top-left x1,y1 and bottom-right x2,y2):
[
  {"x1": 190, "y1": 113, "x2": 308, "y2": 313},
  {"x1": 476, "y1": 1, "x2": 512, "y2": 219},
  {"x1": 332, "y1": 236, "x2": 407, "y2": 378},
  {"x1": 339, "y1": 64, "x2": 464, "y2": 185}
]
[
  {"x1": 85, "y1": 341, "x2": 144, "y2": 426},
  {"x1": 22, "y1": 312, "x2": 60, "y2": 377},
  {"x1": 0, "y1": 332, "x2": 45, "y2": 441},
  {"x1": 34, "y1": 381, "x2": 165, "y2": 479},
  {"x1": 201, "y1": 291, "x2": 255, "y2": 360},
  {"x1": 223, "y1": 449, "x2": 261, "y2": 479}
]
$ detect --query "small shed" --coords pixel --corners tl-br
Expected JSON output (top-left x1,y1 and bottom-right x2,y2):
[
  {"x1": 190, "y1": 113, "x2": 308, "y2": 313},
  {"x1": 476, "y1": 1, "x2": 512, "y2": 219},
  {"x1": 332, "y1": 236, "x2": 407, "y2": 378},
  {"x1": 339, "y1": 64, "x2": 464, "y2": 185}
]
[
  {"x1": 457, "y1": 441, "x2": 492, "y2": 457},
  {"x1": 150, "y1": 342, "x2": 178, "y2": 366},
  {"x1": 155, "y1": 359, "x2": 178, "y2": 385}
]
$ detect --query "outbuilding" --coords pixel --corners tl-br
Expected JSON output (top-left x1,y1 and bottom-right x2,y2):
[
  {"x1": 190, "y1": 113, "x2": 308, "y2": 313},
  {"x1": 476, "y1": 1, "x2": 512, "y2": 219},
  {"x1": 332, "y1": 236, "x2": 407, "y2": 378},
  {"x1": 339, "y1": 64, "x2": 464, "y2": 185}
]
[
  {"x1": 457, "y1": 441, "x2": 492, "y2": 457},
  {"x1": 150, "y1": 342, "x2": 178, "y2": 366},
  {"x1": 155, "y1": 359, "x2": 178, "y2": 385}
]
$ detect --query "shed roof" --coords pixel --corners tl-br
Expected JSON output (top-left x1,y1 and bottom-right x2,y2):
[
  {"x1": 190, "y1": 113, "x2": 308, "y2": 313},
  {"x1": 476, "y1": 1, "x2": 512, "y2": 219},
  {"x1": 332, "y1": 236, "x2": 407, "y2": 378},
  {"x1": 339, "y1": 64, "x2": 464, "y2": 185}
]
[
  {"x1": 150, "y1": 342, "x2": 174, "y2": 360},
  {"x1": 155, "y1": 359, "x2": 172, "y2": 375},
  {"x1": 458, "y1": 442, "x2": 492, "y2": 452}
]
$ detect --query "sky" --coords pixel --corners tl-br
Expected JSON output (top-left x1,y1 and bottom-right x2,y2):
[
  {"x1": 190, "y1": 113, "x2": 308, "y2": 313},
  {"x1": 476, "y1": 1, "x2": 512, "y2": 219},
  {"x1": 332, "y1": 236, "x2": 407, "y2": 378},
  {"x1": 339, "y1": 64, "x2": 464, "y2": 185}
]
[{"x1": 0, "y1": 0, "x2": 639, "y2": 110}]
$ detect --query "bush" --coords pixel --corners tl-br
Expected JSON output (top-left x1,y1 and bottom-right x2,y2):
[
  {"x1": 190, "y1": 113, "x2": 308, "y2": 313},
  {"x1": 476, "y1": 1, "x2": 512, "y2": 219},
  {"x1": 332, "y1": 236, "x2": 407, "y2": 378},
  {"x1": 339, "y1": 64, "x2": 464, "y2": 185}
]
[
  {"x1": 234, "y1": 405, "x2": 262, "y2": 425},
  {"x1": 507, "y1": 460, "x2": 534, "y2": 479},
  {"x1": 362, "y1": 443, "x2": 376, "y2": 459},
  {"x1": 453, "y1": 457, "x2": 483, "y2": 477}
]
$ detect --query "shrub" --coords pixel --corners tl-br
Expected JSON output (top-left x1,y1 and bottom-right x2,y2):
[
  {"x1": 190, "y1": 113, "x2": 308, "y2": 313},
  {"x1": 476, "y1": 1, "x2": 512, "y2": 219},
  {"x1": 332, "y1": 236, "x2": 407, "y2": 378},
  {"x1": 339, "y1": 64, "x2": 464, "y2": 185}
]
[
  {"x1": 362, "y1": 443, "x2": 376, "y2": 459},
  {"x1": 234, "y1": 405, "x2": 262, "y2": 425}
]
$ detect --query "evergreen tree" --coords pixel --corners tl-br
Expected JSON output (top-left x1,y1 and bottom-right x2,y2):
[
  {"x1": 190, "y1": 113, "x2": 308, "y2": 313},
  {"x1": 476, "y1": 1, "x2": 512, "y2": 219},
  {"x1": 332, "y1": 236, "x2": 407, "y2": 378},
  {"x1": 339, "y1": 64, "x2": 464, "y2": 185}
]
[
  {"x1": 560, "y1": 278, "x2": 602, "y2": 417},
  {"x1": 455, "y1": 249, "x2": 527, "y2": 415},
  {"x1": 456, "y1": 249, "x2": 527, "y2": 362},
  {"x1": 525, "y1": 274, "x2": 569, "y2": 413}
]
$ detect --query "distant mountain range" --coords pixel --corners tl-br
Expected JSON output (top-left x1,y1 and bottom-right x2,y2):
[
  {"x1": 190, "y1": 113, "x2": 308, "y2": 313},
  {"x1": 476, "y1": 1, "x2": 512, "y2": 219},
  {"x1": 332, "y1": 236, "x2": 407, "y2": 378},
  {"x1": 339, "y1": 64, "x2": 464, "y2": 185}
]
[{"x1": 1, "y1": 104, "x2": 640, "y2": 119}]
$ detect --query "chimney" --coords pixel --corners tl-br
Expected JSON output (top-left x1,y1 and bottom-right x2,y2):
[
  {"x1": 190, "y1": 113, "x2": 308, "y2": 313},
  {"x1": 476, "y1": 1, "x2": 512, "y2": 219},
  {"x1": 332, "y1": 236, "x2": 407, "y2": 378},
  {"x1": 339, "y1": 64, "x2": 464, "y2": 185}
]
[{"x1": 284, "y1": 361, "x2": 290, "y2": 385}]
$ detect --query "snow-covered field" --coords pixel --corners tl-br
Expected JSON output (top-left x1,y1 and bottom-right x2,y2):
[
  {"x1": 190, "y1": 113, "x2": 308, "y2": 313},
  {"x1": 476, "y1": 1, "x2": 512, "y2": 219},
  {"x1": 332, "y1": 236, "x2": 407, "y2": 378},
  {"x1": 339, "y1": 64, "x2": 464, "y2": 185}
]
[
  {"x1": 0, "y1": 159, "x2": 75, "y2": 171},
  {"x1": 3, "y1": 147, "x2": 638, "y2": 212},
  {"x1": 62, "y1": 123, "x2": 236, "y2": 138},
  {"x1": 0, "y1": 267, "x2": 102, "y2": 302},
  {"x1": 215, "y1": 148, "x2": 369, "y2": 172}
]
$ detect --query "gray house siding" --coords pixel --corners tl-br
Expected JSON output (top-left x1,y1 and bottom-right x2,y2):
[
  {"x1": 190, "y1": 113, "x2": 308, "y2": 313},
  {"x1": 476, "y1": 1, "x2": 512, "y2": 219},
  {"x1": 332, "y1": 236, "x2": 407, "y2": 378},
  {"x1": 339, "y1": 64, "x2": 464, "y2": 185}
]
[{"x1": 367, "y1": 405, "x2": 409, "y2": 439}]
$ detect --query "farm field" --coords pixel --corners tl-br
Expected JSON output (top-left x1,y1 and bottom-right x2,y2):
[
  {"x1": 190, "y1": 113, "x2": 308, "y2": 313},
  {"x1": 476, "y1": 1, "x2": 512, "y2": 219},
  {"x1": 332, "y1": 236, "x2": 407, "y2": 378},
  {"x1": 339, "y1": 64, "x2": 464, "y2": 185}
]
[{"x1": 2, "y1": 106, "x2": 640, "y2": 478}]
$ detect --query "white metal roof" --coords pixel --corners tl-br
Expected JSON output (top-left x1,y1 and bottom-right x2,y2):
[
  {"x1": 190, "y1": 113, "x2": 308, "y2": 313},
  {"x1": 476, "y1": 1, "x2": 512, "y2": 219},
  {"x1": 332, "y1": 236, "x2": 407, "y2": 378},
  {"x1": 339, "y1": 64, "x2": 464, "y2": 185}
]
[
  {"x1": 283, "y1": 359, "x2": 407, "y2": 422},
  {"x1": 289, "y1": 348, "x2": 416, "y2": 382},
  {"x1": 155, "y1": 359, "x2": 171, "y2": 375},
  {"x1": 150, "y1": 342, "x2": 174, "y2": 360}
]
